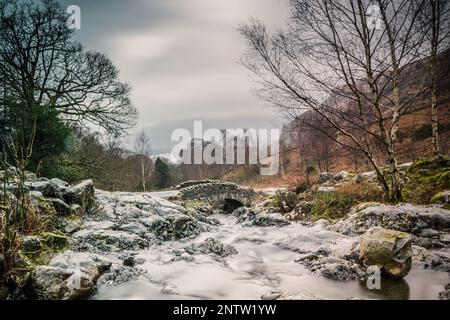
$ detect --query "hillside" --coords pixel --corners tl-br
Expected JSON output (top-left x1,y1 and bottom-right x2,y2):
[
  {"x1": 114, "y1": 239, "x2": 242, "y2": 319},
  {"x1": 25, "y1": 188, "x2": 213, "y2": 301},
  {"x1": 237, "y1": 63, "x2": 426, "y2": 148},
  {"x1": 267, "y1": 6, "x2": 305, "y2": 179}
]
[{"x1": 225, "y1": 48, "x2": 450, "y2": 188}]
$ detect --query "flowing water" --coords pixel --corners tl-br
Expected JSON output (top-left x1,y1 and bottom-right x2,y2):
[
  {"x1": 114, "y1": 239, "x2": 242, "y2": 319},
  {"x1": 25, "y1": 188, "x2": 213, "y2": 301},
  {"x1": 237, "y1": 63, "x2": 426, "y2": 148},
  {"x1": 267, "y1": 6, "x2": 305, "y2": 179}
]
[{"x1": 93, "y1": 213, "x2": 449, "y2": 300}]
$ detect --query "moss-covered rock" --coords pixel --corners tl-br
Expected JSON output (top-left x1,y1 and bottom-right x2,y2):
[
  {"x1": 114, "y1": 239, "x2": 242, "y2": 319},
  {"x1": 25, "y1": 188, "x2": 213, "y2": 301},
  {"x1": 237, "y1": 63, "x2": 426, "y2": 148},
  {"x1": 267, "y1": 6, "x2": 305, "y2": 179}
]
[
  {"x1": 21, "y1": 236, "x2": 42, "y2": 253},
  {"x1": 47, "y1": 198, "x2": 71, "y2": 216},
  {"x1": 41, "y1": 231, "x2": 68, "y2": 249},
  {"x1": 291, "y1": 200, "x2": 313, "y2": 220},
  {"x1": 360, "y1": 227, "x2": 412, "y2": 278},
  {"x1": 310, "y1": 191, "x2": 353, "y2": 221},
  {"x1": 403, "y1": 156, "x2": 450, "y2": 204},
  {"x1": 14, "y1": 252, "x2": 33, "y2": 269},
  {"x1": 430, "y1": 190, "x2": 450, "y2": 208},
  {"x1": 69, "y1": 179, "x2": 95, "y2": 210},
  {"x1": 272, "y1": 190, "x2": 298, "y2": 213}
]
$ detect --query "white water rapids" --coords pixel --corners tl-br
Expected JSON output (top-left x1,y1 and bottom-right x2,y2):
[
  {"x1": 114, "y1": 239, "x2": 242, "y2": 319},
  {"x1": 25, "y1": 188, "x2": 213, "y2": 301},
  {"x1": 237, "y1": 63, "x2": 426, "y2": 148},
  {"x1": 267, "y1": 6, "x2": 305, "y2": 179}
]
[{"x1": 93, "y1": 213, "x2": 448, "y2": 300}]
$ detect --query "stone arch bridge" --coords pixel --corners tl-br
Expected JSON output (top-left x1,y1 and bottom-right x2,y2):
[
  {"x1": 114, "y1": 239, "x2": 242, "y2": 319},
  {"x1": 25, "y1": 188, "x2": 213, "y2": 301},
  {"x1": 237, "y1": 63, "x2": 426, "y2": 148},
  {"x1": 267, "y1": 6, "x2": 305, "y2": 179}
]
[{"x1": 178, "y1": 181, "x2": 255, "y2": 212}]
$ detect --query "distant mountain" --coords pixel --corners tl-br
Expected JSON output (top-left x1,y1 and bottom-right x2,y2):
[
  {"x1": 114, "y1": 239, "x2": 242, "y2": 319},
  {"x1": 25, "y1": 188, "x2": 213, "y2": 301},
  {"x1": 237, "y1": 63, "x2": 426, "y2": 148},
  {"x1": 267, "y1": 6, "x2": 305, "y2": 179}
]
[{"x1": 122, "y1": 116, "x2": 283, "y2": 155}]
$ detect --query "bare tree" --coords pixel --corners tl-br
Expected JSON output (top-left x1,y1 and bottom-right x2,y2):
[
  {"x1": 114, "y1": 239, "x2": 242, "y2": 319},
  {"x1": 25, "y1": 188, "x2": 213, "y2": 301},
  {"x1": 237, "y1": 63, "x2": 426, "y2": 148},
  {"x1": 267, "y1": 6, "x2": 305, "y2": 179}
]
[
  {"x1": 292, "y1": 112, "x2": 336, "y2": 172},
  {"x1": 417, "y1": 0, "x2": 450, "y2": 155},
  {"x1": 240, "y1": 0, "x2": 430, "y2": 201},
  {"x1": 0, "y1": 0, "x2": 137, "y2": 136},
  {"x1": 134, "y1": 131, "x2": 152, "y2": 192}
]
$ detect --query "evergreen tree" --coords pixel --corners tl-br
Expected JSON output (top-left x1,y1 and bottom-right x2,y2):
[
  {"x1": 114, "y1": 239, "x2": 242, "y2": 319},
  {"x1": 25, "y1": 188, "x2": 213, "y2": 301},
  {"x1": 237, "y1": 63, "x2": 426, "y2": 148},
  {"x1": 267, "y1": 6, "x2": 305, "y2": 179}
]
[
  {"x1": 4, "y1": 102, "x2": 72, "y2": 175},
  {"x1": 151, "y1": 157, "x2": 170, "y2": 189}
]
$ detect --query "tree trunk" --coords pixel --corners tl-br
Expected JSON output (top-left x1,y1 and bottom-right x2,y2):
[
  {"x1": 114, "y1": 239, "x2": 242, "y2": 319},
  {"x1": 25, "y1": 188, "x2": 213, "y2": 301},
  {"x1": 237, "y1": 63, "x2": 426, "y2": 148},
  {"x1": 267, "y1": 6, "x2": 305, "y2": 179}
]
[
  {"x1": 388, "y1": 88, "x2": 402, "y2": 203},
  {"x1": 430, "y1": 1, "x2": 441, "y2": 155},
  {"x1": 379, "y1": 1, "x2": 403, "y2": 202},
  {"x1": 431, "y1": 78, "x2": 440, "y2": 155},
  {"x1": 141, "y1": 158, "x2": 146, "y2": 192}
]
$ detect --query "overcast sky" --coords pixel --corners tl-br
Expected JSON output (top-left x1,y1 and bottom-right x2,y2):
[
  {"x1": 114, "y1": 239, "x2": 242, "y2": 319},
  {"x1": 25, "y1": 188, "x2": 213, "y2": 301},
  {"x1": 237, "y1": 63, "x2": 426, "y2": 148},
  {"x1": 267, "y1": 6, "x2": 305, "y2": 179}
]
[{"x1": 60, "y1": 0, "x2": 289, "y2": 131}]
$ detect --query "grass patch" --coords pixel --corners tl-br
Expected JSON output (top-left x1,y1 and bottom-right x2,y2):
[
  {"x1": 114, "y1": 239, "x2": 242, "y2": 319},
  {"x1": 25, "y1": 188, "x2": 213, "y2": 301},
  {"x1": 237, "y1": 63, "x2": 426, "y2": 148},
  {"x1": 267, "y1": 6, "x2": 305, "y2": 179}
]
[
  {"x1": 185, "y1": 200, "x2": 209, "y2": 209},
  {"x1": 311, "y1": 181, "x2": 383, "y2": 221}
]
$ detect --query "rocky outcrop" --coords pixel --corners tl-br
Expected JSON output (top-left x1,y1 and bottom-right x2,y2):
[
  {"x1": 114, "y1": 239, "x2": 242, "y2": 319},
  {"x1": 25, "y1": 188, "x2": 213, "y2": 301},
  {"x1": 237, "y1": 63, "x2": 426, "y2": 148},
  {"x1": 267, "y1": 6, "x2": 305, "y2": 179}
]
[
  {"x1": 360, "y1": 227, "x2": 412, "y2": 278},
  {"x1": 319, "y1": 172, "x2": 334, "y2": 184},
  {"x1": 412, "y1": 245, "x2": 450, "y2": 272},
  {"x1": 183, "y1": 238, "x2": 238, "y2": 257},
  {"x1": 330, "y1": 203, "x2": 450, "y2": 236},
  {"x1": 3, "y1": 164, "x2": 448, "y2": 300},
  {"x1": 353, "y1": 171, "x2": 377, "y2": 183},
  {"x1": 71, "y1": 229, "x2": 149, "y2": 252},
  {"x1": 96, "y1": 264, "x2": 149, "y2": 287},
  {"x1": 289, "y1": 226, "x2": 415, "y2": 280},
  {"x1": 334, "y1": 171, "x2": 352, "y2": 181},
  {"x1": 319, "y1": 171, "x2": 353, "y2": 184},
  {"x1": 275, "y1": 221, "x2": 365, "y2": 280},
  {"x1": 71, "y1": 191, "x2": 207, "y2": 253},
  {"x1": 233, "y1": 207, "x2": 290, "y2": 227},
  {"x1": 3, "y1": 172, "x2": 95, "y2": 218},
  {"x1": 27, "y1": 251, "x2": 112, "y2": 300},
  {"x1": 0, "y1": 166, "x2": 20, "y2": 182},
  {"x1": 297, "y1": 251, "x2": 364, "y2": 281},
  {"x1": 286, "y1": 200, "x2": 313, "y2": 221},
  {"x1": 273, "y1": 190, "x2": 298, "y2": 213}
]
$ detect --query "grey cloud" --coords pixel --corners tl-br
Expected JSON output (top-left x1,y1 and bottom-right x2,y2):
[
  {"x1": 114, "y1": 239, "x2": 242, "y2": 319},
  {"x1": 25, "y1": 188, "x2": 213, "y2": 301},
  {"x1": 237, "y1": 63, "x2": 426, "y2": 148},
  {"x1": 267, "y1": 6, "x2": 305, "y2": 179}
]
[{"x1": 59, "y1": 0, "x2": 289, "y2": 129}]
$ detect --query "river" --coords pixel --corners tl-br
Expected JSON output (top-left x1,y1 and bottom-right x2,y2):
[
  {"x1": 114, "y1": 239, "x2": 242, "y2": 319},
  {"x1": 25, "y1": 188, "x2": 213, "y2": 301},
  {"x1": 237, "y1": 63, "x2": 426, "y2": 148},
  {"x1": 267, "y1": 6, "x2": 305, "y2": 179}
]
[{"x1": 93, "y1": 212, "x2": 449, "y2": 300}]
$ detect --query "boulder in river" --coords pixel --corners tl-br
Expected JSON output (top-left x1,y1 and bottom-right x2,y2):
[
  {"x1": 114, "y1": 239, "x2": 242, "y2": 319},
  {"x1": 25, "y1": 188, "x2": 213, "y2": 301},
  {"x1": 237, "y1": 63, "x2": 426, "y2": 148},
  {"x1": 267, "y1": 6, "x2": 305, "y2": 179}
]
[
  {"x1": 97, "y1": 264, "x2": 149, "y2": 287},
  {"x1": 250, "y1": 213, "x2": 290, "y2": 227},
  {"x1": 360, "y1": 227, "x2": 412, "y2": 278},
  {"x1": 185, "y1": 238, "x2": 238, "y2": 257},
  {"x1": 319, "y1": 257, "x2": 364, "y2": 280},
  {"x1": 233, "y1": 206, "x2": 290, "y2": 227}
]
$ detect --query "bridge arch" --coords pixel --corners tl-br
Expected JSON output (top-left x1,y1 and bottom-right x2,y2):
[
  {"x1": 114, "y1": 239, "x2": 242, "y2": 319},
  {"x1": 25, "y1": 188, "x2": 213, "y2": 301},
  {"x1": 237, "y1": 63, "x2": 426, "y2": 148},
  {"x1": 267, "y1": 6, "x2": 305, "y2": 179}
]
[{"x1": 179, "y1": 181, "x2": 254, "y2": 211}]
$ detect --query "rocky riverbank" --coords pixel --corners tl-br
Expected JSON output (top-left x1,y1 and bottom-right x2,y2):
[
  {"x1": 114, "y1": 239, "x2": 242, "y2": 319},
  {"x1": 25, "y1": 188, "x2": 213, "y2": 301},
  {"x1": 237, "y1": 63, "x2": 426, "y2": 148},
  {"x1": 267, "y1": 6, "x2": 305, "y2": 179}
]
[{"x1": 0, "y1": 161, "x2": 449, "y2": 300}]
